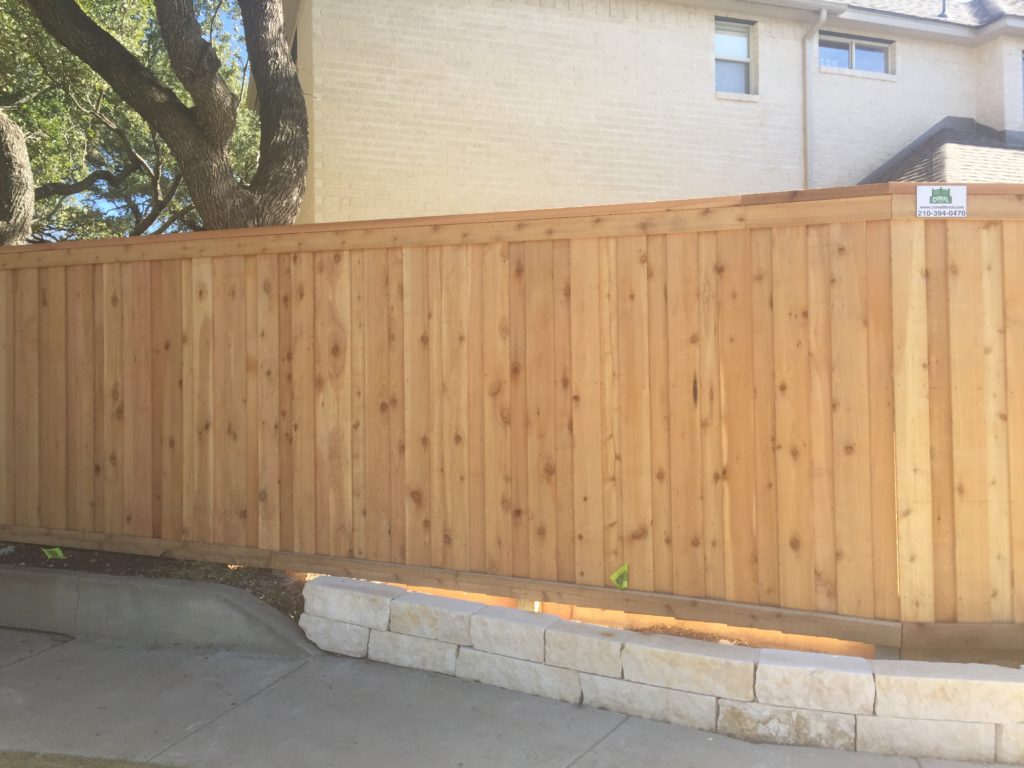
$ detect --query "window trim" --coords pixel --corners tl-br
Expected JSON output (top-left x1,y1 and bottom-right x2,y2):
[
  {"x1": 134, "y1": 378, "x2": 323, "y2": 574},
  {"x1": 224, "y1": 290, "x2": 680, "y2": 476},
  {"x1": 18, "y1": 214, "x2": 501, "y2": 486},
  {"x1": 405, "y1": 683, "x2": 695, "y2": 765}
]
[
  {"x1": 715, "y1": 18, "x2": 757, "y2": 96},
  {"x1": 819, "y1": 32, "x2": 894, "y2": 75}
]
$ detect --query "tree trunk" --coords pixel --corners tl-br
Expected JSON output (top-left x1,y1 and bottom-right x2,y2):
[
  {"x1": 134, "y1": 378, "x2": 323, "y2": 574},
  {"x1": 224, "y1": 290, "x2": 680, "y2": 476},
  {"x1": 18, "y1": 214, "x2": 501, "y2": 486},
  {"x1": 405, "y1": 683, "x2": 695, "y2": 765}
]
[
  {"x1": 24, "y1": 0, "x2": 307, "y2": 231},
  {"x1": 0, "y1": 108, "x2": 34, "y2": 246}
]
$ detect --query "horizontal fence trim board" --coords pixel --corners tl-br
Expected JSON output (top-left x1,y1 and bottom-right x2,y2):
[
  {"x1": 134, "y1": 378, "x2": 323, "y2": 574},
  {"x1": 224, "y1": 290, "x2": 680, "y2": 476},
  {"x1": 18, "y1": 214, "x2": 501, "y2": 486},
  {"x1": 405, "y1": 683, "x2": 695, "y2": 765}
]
[
  {"x1": 0, "y1": 207, "x2": 748, "y2": 269},
  {"x1": 901, "y1": 621, "x2": 1024, "y2": 652},
  {"x1": 1, "y1": 184, "x2": 1020, "y2": 262},
  {"x1": 0, "y1": 184, "x2": 909, "y2": 264},
  {"x1": 4, "y1": 187, "x2": 1022, "y2": 269},
  {"x1": 745, "y1": 196, "x2": 892, "y2": 229},
  {"x1": 0, "y1": 525, "x2": 903, "y2": 647}
]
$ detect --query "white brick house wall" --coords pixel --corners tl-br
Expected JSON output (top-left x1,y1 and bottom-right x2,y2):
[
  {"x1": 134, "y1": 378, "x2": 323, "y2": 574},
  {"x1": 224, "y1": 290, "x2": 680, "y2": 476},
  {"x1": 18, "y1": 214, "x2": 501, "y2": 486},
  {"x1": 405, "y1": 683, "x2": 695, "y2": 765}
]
[
  {"x1": 812, "y1": 32, "x2": 977, "y2": 186},
  {"x1": 293, "y1": 0, "x2": 1023, "y2": 224}
]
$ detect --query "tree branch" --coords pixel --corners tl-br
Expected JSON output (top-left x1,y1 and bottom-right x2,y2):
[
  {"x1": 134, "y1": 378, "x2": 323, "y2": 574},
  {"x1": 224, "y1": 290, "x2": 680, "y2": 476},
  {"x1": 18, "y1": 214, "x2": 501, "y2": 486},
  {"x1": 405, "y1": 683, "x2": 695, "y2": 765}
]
[
  {"x1": 67, "y1": 89, "x2": 157, "y2": 178},
  {"x1": 153, "y1": 0, "x2": 237, "y2": 144},
  {"x1": 150, "y1": 201, "x2": 194, "y2": 235},
  {"x1": 130, "y1": 173, "x2": 182, "y2": 235},
  {"x1": 34, "y1": 165, "x2": 136, "y2": 201},
  {"x1": 237, "y1": 0, "x2": 307, "y2": 222},
  {"x1": 0, "y1": 108, "x2": 34, "y2": 245},
  {"x1": 24, "y1": 0, "x2": 198, "y2": 144}
]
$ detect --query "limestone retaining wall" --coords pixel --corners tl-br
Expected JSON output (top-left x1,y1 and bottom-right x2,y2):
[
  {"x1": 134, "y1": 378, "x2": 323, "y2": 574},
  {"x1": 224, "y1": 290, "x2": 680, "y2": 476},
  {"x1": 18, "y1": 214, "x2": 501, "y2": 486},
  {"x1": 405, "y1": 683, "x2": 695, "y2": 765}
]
[{"x1": 300, "y1": 576, "x2": 1024, "y2": 763}]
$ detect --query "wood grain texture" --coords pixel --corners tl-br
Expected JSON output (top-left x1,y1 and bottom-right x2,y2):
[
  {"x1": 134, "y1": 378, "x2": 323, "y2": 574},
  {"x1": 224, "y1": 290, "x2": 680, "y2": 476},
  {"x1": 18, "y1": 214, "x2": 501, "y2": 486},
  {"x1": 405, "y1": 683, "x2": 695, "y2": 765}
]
[
  {"x1": 891, "y1": 220, "x2": 935, "y2": 623},
  {"x1": 946, "y1": 222, "x2": 991, "y2": 622},
  {"x1": 1003, "y1": 221, "x2": 1024, "y2": 622},
  {"x1": 13, "y1": 269, "x2": 40, "y2": 529},
  {"x1": 749, "y1": 229, "x2": 780, "y2": 607},
  {"x1": 829, "y1": 221, "x2": 873, "y2": 618},
  {"x1": 772, "y1": 227, "x2": 815, "y2": 611},
  {"x1": 666, "y1": 233, "x2": 704, "y2": 598},
  {"x1": 806, "y1": 225, "x2": 836, "y2": 614},
  {"x1": 716, "y1": 230, "x2": 757, "y2": 605},
  {"x1": 183, "y1": 259, "x2": 213, "y2": 544},
  {"x1": 4, "y1": 190, "x2": 1024, "y2": 633},
  {"x1": 865, "y1": 221, "x2": 900, "y2": 621},
  {"x1": 480, "y1": 242, "x2": 513, "y2": 576},
  {"x1": 38, "y1": 267, "x2": 67, "y2": 533},
  {"x1": 924, "y1": 222, "x2": 957, "y2": 622},
  {"x1": 152, "y1": 261, "x2": 183, "y2": 541},
  {"x1": 570, "y1": 238, "x2": 605, "y2": 586},
  {"x1": 697, "y1": 232, "x2": 724, "y2": 600},
  {"x1": 257, "y1": 255, "x2": 282, "y2": 552},
  {"x1": 212, "y1": 257, "x2": 247, "y2": 547},
  {"x1": 121, "y1": 263, "x2": 151, "y2": 538},
  {"x1": 403, "y1": 247, "x2": 433, "y2": 567},
  {"x1": 313, "y1": 251, "x2": 352, "y2": 557},
  {"x1": 616, "y1": 235, "x2": 654, "y2": 592},
  {"x1": 646, "y1": 236, "x2": 674, "y2": 594}
]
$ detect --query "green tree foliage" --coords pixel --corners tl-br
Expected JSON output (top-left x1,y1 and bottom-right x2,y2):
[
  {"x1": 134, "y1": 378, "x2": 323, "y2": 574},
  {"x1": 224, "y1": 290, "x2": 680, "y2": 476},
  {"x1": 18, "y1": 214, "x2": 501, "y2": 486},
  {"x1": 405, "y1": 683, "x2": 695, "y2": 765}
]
[{"x1": 0, "y1": 0, "x2": 259, "y2": 240}]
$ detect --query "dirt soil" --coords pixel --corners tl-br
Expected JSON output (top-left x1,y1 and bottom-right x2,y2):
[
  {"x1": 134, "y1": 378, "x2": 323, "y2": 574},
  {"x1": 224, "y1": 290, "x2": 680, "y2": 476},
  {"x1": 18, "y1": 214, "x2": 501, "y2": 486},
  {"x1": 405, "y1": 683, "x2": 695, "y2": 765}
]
[
  {"x1": 635, "y1": 624, "x2": 751, "y2": 647},
  {"x1": 0, "y1": 541, "x2": 306, "y2": 622}
]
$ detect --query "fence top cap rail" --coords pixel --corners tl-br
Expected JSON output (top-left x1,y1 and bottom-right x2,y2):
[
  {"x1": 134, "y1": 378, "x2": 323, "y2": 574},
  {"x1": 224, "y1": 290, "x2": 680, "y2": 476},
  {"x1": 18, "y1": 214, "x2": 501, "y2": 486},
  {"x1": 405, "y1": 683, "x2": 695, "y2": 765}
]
[{"x1": 1, "y1": 182, "x2": 1022, "y2": 267}]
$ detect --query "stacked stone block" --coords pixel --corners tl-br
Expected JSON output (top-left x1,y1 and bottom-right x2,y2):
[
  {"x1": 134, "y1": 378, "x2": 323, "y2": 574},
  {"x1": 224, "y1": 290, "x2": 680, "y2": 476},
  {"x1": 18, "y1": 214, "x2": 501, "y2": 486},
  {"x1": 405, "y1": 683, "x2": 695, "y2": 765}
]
[{"x1": 301, "y1": 576, "x2": 1024, "y2": 763}]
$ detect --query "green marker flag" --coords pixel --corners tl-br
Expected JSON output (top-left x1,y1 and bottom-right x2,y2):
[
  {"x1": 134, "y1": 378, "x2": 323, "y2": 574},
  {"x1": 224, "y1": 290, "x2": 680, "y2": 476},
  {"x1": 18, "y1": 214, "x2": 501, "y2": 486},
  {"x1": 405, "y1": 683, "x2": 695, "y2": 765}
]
[
  {"x1": 41, "y1": 547, "x2": 65, "y2": 560},
  {"x1": 610, "y1": 563, "x2": 629, "y2": 590}
]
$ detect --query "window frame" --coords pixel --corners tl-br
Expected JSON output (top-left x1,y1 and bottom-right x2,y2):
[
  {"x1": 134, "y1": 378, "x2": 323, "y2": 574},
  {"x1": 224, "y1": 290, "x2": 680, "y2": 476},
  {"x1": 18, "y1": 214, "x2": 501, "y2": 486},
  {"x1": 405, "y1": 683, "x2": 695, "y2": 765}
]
[
  {"x1": 819, "y1": 32, "x2": 894, "y2": 75},
  {"x1": 714, "y1": 18, "x2": 757, "y2": 96}
]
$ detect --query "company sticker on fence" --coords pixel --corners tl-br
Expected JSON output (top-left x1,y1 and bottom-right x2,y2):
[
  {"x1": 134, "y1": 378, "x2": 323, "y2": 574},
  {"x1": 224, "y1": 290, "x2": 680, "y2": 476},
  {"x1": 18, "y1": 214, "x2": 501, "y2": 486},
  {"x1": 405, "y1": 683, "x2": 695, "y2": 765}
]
[{"x1": 916, "y1": 185, "x2": 967, "y2": 218}]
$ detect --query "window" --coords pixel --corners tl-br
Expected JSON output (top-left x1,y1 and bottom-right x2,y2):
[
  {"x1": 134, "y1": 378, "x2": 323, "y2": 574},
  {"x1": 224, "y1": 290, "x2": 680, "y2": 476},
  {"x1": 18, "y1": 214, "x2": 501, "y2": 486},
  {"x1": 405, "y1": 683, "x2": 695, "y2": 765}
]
[
  {"x1": 819, "y1": 33, "x2": 892, "y2": 74},
  {"x1": 715, "y1": 19, "x2": 756, "y2": 94}
]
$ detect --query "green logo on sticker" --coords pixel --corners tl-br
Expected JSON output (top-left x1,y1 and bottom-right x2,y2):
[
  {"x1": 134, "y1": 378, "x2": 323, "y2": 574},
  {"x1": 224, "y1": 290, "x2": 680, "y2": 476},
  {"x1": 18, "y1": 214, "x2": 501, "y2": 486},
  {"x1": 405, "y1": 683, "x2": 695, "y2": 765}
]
[{"x1": 929, "y1": 188, "x2": 953, "y2": 205}]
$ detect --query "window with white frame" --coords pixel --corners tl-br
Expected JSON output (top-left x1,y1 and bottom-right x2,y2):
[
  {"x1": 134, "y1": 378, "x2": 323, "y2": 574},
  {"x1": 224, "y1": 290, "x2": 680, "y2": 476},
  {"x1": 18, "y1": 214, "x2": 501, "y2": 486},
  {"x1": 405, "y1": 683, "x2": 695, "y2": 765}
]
[
  {"x1": 819, "y1": 33, "x2": 893, "y2": 74},
  {"x1": 715, "y1": 19, "x2": 756, "y2": 94}
]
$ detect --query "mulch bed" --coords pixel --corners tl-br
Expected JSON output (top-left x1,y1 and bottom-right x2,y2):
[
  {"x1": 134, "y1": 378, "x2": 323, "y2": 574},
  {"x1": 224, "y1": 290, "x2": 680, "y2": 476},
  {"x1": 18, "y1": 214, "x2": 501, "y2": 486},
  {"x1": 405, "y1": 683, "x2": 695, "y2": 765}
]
[{"x1": 0, "y1": 541, "x2": 306, "y2": 622}]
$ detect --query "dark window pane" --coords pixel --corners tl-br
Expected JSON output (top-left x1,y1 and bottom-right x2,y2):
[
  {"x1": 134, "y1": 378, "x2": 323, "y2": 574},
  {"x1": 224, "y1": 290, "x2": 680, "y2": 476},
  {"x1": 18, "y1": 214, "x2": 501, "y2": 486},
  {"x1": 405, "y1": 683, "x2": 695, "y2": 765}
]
[
  {"x1": 715, "y1": 60, "x2": 749, "y2": 93},
  {"x1": 715, "y1": 27, "x2": 749, "y2": 59},
  {"x1": 855, "y1": 44, "x2": 888, "y2": 73},
  {"x1": 819, "y1": 39, "x2": 850, "y2": 68}
]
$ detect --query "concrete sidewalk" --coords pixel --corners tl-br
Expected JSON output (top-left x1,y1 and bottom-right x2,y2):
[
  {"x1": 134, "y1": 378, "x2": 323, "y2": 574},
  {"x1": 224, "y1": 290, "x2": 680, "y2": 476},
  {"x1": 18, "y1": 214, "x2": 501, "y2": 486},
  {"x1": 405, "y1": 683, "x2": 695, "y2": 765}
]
[{"x1": 0, "y1": 627, "x2": 993, "y2": 768}]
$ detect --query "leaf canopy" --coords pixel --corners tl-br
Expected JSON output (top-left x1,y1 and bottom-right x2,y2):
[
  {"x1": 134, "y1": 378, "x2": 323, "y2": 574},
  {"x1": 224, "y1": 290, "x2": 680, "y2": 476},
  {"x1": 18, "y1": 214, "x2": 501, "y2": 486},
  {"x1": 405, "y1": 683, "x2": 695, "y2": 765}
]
[{"x1": 0, "y1": 0, "x2": 259, "y2": 240}]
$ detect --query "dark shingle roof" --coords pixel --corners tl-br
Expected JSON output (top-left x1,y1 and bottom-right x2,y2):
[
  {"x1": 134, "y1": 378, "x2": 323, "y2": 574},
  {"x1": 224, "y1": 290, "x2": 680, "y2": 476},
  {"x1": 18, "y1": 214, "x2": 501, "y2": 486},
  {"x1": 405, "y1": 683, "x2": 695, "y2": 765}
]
[
  {"x1": 862, "y1": 117, "x2": 1024, "y2": 183},
  {"x1": 848, "y1": 0, "x2": 1024, "y2": 26}
]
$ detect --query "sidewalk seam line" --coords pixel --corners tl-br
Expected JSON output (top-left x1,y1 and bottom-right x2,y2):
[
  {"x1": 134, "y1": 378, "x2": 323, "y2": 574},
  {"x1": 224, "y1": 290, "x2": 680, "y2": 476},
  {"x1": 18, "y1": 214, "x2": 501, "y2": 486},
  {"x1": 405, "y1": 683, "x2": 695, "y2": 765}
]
[
  {"x1": 562, "y1": 713, "x2": 630, "y2": 768},
  {"x1": 0, "y1": 633, "x2": 72, "y2": 671},
  {"x1": 144, "y1": 656, "x2": 313, "y2": 764}
]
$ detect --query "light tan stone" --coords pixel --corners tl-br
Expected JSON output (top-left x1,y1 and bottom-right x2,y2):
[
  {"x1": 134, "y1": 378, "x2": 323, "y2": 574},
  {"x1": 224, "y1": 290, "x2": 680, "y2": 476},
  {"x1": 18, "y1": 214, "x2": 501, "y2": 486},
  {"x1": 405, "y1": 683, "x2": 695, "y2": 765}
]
[
  {"x1": 389, "y1": 592, "x2": 482, "y2": 645},
  {"x1": 755, "y1": 649, "x2": 874, "y2": 714},
  {"x1": 303, "y1": 576, "x2": 406, "y2": 630},
  {"x1": 368, "y1": 630, "x2": 458, "y2": 675},
  {"x1": 621, "y1": 633, "x2": 756, "y2": 701},
  {"x1": 470, "y1": 606, "x2": 560, "y2": 662},
  {"x1": 856, "y1": 716, "x2": 996, "y2": 762},
  {"x1": 874, "y1": 660, "x2": 1024, "y2": 723},
  {"x1": 299, "y1": 614, "x2": 370, "y2": 658},
  {"x1": 997, "y1": 723, "x2": 1024, "y2": 765},
  {"x1": 580, "y1": 673, "x2": 716, "y2": 730},
  {"x1": 545, "y1": 621, "x2": 628, "y2": 678},
  {"x1": 456, "y1": 647, "x2": 581, "y2": 703},
  {"x1": 717, "y1": 699, "x2": 855, "y2": 750}
]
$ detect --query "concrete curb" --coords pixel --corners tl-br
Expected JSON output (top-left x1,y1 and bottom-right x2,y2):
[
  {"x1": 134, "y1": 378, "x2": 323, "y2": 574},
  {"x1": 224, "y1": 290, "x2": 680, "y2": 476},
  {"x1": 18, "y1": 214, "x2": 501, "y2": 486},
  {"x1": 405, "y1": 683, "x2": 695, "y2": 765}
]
[{"x1": 0, "y1": 565, "x2": 318, "y2": 657}]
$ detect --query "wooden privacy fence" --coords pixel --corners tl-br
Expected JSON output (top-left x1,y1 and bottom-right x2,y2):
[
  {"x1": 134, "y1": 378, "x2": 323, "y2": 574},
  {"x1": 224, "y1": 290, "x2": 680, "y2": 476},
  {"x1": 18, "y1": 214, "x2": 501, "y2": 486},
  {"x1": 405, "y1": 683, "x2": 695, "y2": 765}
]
[{"x1": 2, "y1": 183, "x2": 1023, "y2": 649}]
